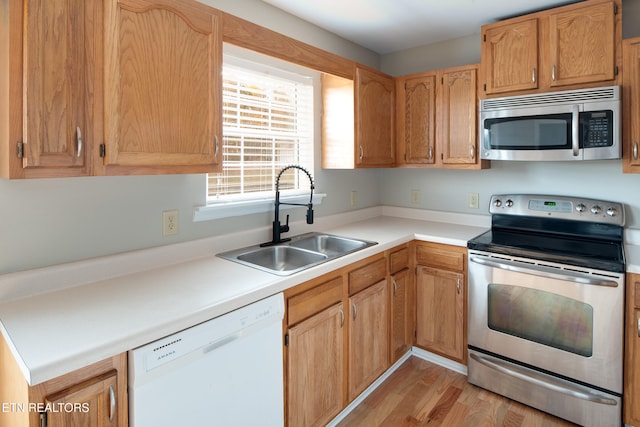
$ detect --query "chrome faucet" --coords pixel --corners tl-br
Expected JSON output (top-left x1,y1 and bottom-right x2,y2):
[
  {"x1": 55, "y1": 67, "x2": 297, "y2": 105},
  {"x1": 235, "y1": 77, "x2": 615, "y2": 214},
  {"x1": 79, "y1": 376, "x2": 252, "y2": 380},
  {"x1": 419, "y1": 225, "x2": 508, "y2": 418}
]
[{"x1": 260, "y1": 165, "x2": 314, "y2": 247}]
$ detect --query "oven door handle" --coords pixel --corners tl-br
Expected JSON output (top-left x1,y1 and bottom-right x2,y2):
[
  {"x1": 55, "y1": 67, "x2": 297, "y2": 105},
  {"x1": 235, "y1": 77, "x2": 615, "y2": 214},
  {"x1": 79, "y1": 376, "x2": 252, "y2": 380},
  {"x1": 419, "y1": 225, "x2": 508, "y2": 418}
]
[
  {"x1": 469, "y1": 255, "x2": 619, "y2": 287},
  {"x1": 469, "y1": 352, "x2": 618, "y2": 406}
]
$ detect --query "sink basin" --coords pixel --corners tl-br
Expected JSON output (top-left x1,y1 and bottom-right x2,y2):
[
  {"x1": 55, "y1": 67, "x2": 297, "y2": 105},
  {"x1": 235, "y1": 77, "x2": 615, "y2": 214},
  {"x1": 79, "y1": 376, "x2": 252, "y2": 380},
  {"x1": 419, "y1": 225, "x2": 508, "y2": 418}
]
[
  {"x1": 289, "y1": 234, "x2": 367, "y2": 256},
  {"x1": 237, "y1": 246, "x2": 327, "y2": 273},
  {"x1": 217, "y1": 232, "x2": 377, "y2": 276}
]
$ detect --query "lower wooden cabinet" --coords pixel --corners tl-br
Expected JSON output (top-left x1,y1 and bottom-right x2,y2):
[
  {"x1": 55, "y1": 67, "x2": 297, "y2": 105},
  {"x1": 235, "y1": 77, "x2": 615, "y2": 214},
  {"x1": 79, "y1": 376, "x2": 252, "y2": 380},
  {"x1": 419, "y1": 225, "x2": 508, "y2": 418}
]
[
  {"x1": 416, "y1": 266, "x2": 465, "y2": 362},
  {"x1": 389, "y1": 246, "x2": 414, "y2": 363},
  {"x1": 287, "y1": 302, "x2": 345, "y2": 427},
  {"x1": 348, "y1": 280, "x2": 389, "y2": 400},
  {"x1": 624, "y1": 273, "x2": 640, "y2": 425},
  {"x1": 415, "y1": 242, "x2": 467, "y2": 363},
  {"x1": 284, "y1": 252, "x2": 394, "y2": 427},
  {"x1": 0, "y1": 335, "x2": 128, "y2": 427}
]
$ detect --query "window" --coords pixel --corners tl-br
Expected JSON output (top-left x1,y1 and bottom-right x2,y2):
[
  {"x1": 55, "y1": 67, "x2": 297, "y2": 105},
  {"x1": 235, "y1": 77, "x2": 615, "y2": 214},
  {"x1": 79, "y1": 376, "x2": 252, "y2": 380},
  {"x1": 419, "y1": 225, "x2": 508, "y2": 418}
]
[{"x1": 207, "y1": 54, "x2": 314, "y2": 202}]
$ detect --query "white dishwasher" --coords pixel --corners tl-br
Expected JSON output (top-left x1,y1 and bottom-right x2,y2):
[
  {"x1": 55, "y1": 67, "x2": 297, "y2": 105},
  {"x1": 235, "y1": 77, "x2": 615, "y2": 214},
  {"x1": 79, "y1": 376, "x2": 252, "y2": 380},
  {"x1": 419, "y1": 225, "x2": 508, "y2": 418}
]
[{"x1": 129, "y1": 293, "x2": 285, "y2": 427}]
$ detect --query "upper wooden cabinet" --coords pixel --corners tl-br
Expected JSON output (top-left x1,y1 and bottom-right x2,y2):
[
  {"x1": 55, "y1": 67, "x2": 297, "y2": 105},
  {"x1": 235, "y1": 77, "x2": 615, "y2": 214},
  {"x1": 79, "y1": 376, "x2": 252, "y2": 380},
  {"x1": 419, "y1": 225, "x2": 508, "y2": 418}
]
[
  {"x1": 0, "y1": 0, "x2": 222, "y2": 179},
  {"x1": 481, "y1": 0, "x2": 621, "y2": 97},
  {"x1": 396, "y1": 64, "x2": 487, "y2": 169},
  {"x1": 102, "y1": 0, "x2": 222, "y2": 175},
  {"x1": 397, "y1": 73, "x2": 437, "y2": 165},
  {"x1": 1, "y1": 0, "x2": 99, "y2": 178},
  {"x1": 623, "y1": 37, "x2": 640, "y2": 173},
  {"x1": 482, "y1": 19, "x2": 539, "y2": 95},
  {"x1": 322, "y1": 66, "x2": 395, "y2": 169},
  {"x1": 355, "y1": 67, "x2": 395, "y2": 167}
]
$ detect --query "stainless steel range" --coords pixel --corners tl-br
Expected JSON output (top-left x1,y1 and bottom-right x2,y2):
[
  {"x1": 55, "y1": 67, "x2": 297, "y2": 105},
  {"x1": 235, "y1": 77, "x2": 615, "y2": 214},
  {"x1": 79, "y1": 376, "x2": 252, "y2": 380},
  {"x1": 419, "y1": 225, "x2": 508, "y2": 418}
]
[{"x1": 467, "y1": 194, "x2": 625, "y2": 427}]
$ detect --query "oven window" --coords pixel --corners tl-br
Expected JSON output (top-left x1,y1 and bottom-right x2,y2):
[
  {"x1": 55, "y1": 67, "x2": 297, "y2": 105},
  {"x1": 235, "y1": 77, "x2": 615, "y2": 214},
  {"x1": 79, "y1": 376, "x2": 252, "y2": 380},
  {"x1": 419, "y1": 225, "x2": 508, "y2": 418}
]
[{"x1": 487, "y1": 284, "x2": 593, "y2": 357}]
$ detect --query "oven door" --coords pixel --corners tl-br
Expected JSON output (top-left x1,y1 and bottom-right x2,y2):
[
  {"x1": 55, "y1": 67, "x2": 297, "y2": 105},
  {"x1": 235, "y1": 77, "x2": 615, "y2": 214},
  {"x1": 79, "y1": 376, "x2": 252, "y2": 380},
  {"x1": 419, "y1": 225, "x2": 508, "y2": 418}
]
[{"x1": 468, "y1": 250, "x2": 624, "y2": 394}]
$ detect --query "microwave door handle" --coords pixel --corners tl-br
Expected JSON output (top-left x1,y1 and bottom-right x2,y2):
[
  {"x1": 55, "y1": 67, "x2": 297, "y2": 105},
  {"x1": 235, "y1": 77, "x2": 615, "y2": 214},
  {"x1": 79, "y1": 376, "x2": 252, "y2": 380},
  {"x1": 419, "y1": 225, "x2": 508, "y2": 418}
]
[{"x1": 571, "y1": 105, "x2": 580, "y2": 157}]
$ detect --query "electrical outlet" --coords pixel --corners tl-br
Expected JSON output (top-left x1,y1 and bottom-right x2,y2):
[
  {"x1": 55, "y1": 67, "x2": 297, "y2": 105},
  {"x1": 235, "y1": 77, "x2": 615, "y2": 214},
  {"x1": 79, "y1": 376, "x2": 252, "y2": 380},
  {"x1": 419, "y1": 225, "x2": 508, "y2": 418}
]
[
  {"x1": 411, "y1": 189, "x2": 420, "y2": 204},
  {"x1": 468, "y1": 193, "x2": 479, "y2": 209},
  {"x1": 163, "y1": 210, "x2": 179, "y2": 236},
  {"x1": 350, "y1": 191, "x2": 357, "y2": 207}
]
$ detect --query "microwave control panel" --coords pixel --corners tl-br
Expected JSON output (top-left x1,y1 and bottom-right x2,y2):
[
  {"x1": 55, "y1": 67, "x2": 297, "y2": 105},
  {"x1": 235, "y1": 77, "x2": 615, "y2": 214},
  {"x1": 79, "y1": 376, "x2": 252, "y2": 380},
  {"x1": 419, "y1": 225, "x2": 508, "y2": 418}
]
[{"x1": 581, "y1": 111, "x2": 613, "y2": 148}]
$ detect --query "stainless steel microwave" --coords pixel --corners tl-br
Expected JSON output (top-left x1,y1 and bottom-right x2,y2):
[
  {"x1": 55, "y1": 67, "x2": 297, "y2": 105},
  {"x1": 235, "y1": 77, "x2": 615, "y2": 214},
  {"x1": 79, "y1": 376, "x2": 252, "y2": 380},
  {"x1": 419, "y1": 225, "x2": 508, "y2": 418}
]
[{"x1": 480, "y1": 86, "x2": 620, "y2": 161}]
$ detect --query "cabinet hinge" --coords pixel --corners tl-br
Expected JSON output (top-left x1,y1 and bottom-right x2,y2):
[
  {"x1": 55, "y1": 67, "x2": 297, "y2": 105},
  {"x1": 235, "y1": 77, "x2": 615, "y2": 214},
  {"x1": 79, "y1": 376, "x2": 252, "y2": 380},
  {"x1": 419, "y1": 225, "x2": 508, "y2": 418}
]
[
  {"x1": 39, "y1": 411, "x2": 47, "y2": 427},
  {"x1": 483, "y1": 34, "x2": 486, "y2": 42},
  {"x1": 100, "y1": 143, "x2": 106, "y2": 158},
  {"x1": 614, "y1": 4, "x2": 618, "y2": 14},
  {"x1": 284, "y1": 333, "x2": 289, "y2": 346},
  {"x1": 17, "y1": 141, "x2": 24, "y2": 159},
  {"x1": 441, "y1": 77, "x2": 444, "y2": 85},
  {"x1": 483, "y1": 83, "x2": 487, "y2": 92},
  {"x1": 615, "y1": 65, "x2": 619, "y2": 76}
]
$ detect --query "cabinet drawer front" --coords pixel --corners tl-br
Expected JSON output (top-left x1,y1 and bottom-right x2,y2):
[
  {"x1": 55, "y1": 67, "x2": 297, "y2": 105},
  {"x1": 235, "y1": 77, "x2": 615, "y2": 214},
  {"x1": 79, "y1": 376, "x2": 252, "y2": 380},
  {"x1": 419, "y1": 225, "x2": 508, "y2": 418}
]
[
  {"x1": 287, "y1": 277, "x2": 343, "y2": 325},
  {"x1": 389, "y1": 247, "x2": 409, "y2": 274},
  {"x1": 416, "y1": 245, "x2": 465, "y2": 272},
  {"x1": 349, "y1": 258, "x2": 387, "y2": 295}
]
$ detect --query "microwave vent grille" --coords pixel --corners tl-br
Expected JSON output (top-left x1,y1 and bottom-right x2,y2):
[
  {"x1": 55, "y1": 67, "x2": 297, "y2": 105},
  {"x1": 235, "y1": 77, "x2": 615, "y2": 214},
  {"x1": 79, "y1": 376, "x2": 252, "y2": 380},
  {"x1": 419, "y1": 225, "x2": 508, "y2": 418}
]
[{"x1": 481, "y1": 86, "x2": 618, "y2": 110}]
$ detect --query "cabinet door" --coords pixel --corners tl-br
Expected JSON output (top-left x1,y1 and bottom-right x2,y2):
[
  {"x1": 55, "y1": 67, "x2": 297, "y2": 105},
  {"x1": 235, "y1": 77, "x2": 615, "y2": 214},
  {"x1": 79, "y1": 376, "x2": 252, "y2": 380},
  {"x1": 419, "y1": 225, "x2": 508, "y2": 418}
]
[
  {"x1": 482, "y1": 19, "x2": 539, "y2": 94},
  {"x1": 416, "y1": 266, "x2": 465, "y2": 362},
  {"x1": 548, "y1": 1, "x2": 615, "y2": 87},
  {"x1": 355, "y1": 67, "x2": 395, "y2": 167},
  {"x1": 623, "y1": 39, "x2": 640, "y2": 172},
  {"x1": 624, "y1": 274, "x2": 640, "y2": 425},
  {"x1": 44, "y1": 371, "x2": 118, "y2": 427},
  {"x1": 402, "y1": 75, "x2": 436, "y2": 164},
  {"x1": 21, "y1": 0, "x2": 96, "y2": 176},
  {"x1": 391, "y1": 268, "x2": 413, "y2": 362},
  {"x1": 348, "y1": 280, "x2": 389, "y2": 400},
  {"x1": 439, "y1": 67, "x2": 478, "y2": 165},
  {"x1": 287, "y1": 303, "x2": 344, "y2": 427},
  {"x1": 103, "y1": 0, "x2": 222, "y2": 174}
]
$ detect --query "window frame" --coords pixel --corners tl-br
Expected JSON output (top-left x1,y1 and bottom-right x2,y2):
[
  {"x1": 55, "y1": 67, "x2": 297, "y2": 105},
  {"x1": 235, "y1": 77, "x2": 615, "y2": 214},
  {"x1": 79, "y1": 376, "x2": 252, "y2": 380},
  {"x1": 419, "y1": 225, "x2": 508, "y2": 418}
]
[{"x1": 194, "y1": 45, "x2": 324, "y2": 222}]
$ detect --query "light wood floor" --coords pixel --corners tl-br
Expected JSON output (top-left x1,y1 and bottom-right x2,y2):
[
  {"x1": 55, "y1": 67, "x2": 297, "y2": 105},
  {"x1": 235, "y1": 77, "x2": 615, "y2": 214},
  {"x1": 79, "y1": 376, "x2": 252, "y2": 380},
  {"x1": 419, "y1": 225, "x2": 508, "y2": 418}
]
[{"x1": 336, "y1": 356, "x2": 578, "y2": 427}]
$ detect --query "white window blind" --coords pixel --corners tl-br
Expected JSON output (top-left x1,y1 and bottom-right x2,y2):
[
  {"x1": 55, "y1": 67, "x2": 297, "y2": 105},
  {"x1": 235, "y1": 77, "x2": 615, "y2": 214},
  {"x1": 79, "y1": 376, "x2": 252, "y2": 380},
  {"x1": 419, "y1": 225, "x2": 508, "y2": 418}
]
[{"x1": 208, "y1": 58, "x2": 314, "y2": 201}]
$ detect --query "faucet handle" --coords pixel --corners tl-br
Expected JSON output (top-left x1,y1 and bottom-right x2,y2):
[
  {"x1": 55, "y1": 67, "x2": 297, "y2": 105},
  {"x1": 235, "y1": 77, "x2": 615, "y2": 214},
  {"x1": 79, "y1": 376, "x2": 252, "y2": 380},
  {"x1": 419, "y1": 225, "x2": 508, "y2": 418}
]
[
  {"x1": 306, "y1": 204, "x2": 314, "y2": 224},
  {"x1": 282, "y1": 214, "x2": 290, "y2": 233}
]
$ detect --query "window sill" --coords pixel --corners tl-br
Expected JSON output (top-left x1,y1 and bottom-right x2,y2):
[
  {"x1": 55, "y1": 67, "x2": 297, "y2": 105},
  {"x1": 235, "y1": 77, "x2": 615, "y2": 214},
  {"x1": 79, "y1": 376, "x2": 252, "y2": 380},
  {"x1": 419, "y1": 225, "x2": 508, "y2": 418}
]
[{"x1": 193, "y1": 193, "x2": 326, "y2": 222}]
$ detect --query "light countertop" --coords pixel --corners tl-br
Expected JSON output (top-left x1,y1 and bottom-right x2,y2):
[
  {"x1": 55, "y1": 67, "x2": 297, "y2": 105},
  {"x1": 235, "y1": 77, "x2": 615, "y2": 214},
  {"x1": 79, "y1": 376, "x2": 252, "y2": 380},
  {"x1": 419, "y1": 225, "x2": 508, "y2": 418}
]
[{"x1": 2, "y1": 205, "x2": 639, "y2": 386}]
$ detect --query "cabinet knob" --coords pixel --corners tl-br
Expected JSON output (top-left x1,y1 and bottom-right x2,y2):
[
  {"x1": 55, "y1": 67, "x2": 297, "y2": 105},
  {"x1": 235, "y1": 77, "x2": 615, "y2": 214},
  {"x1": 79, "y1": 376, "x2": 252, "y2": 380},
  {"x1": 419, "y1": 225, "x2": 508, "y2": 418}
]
[
  {"x1": 359, "y1": 145, "x2": 364, "y2": 161},
  {"x1": 552, "y1": 64, "x2": 556, "y2": 81},
  {"x1": 532, "y1": 67, "x2": 536, "y2": 83},
  {"x1": 428, "y1": 146, "x2": 433, "y2": 160},
  {"x1": 339, "y1": 308, "x2": 344, "y2": 327},
  {"x1": 352, "y1": 303, "x2": 357, "y2": 320},
  {"x1": 214, "y1": 134, "x2": 220, "y2": 157},
  {"x1": 470, "y1": 144, "x2": 475, "y2": 160},
  {"x1": 634, "y1": 141, "x2": 638, "y2": 161}
]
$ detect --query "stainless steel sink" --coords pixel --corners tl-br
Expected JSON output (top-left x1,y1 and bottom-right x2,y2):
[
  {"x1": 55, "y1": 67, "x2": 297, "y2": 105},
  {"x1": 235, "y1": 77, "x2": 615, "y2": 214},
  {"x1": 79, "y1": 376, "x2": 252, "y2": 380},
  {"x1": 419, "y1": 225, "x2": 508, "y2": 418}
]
[
  {"x1": 289, "y1": 234, "x2": 367, "y2": 256},
  {"x1": 237, "y1": 246, "x2": 328, "y2": 273},
  {"x1": 218, "y1": 232, "x2": 377, "y2": 276}
]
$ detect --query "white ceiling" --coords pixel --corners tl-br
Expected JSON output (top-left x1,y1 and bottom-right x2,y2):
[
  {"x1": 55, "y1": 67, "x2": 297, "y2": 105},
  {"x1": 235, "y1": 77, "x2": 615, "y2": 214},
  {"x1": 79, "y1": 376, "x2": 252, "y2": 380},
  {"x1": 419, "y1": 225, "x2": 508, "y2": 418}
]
[{"x1": 261, "y1": 0, "x2": 580, "y2": 54}]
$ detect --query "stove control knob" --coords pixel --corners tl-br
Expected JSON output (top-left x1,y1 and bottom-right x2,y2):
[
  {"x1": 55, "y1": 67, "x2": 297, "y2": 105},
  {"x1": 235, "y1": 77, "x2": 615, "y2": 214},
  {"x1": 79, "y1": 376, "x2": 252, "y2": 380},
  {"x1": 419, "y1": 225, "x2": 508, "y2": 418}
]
[
  {"x1": 591, "y1": 205, "x2": 602, "y2": 214},
  {"x1": 494, "y1": 199, "x2": 502, "y2": 208},
  {"x1": 606, "y1": 207, "x2": 618, "y2": 217},
  {"x1": 505, "y1": 199, "x2": 514, "y2": 208},
  {"x1": 576, "y1": 203, "x2": 586, "y2": 213}
]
